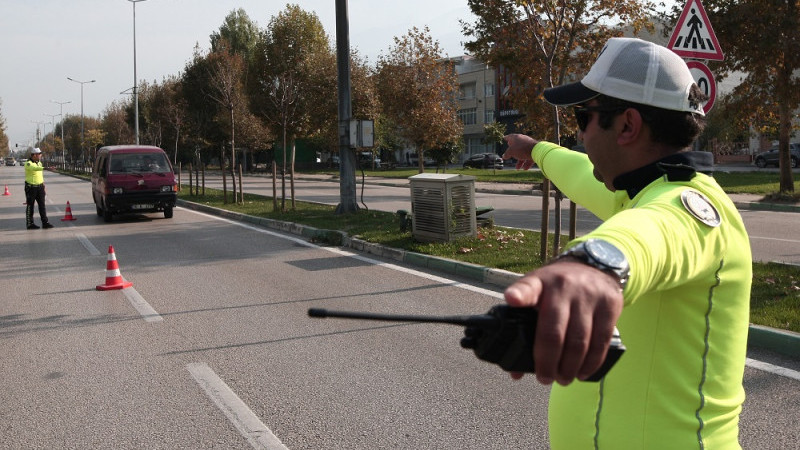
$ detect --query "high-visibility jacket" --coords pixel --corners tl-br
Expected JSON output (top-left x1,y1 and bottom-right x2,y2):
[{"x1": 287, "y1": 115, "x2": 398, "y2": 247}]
[
  {"x1": 531, "y1": 141, "x2": 751, "y2": 450},
  {"x1": 25, "y1": 159, "x2": 45, "y2": 185}
]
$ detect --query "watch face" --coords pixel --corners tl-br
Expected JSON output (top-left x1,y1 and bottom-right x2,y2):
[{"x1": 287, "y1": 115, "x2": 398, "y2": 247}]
[{"x1": 585, "y1": 239, "x2": 627, "y2": 270}]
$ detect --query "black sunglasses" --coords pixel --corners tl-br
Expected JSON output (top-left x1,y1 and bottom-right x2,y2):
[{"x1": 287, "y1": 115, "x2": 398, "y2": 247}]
[{"x1": 573, "y1": 106, "x2": 627, "y2": 132}]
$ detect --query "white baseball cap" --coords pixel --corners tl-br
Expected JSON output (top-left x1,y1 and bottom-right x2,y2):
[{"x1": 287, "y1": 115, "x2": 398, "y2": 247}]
[
  {"x1": 31, "y1": 147, "x2": 42, "y2": 154},
  {"x1": 544, "y1": 37, "x2": 704, "y2": 115}
]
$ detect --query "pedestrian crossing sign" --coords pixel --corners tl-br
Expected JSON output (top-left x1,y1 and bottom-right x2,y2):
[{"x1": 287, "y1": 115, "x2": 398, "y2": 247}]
[{"x1": 667, "y1": 0, "x2": 724, "y2": 61}]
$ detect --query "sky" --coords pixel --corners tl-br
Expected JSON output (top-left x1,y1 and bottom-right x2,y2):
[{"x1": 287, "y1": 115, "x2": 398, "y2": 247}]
[{"x1": 0, "y1": 0, "x2": 475, "y2": 149}]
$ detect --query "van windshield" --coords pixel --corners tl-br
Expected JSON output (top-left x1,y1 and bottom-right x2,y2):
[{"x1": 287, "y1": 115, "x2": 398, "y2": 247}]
[{"x1": 109, "y1": 153, "x2": 170, "y2": 174}]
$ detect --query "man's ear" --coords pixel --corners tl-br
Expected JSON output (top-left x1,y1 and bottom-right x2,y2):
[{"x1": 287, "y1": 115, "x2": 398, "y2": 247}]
[{"x1": 617, "y1": 108, "x2": 644, "y2": 146}]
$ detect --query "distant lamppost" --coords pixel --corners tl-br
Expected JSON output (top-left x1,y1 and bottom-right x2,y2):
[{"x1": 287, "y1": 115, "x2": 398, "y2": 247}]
[
  {"x1": 129, "y1": 0, "x2": 148, "y2": 145},
  {"x1": 43, "y1": 113, "x2": 59, "y2": 150},
  {"x1": 67, "y1": 77, "x2": 96, "y2": 162},
  {"x1": 30, "y1": 120, "x2": 46, "y2": 146},
  {"x1": 50, "y1": 99, "x2": 71, "y2": 168}
]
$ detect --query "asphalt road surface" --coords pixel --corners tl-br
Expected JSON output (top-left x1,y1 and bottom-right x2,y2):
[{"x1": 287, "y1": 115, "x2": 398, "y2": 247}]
[{"x1": 1, "y1": 167, "x2": 798, "y2": 448}]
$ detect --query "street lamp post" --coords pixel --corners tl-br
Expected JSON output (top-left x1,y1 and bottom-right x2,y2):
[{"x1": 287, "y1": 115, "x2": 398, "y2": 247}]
[
  {"x1": 67, "y1": 77, "x2": 96, "y2": 164},
  {"x1": 129, "y1": 0, "x2": 147, "y2": 145},
  {"x1": 50, "y1": 99, "x2": 71, "y2": 169},
  {"x1": 43, "y1": 113, "x2": 59, "y2": 150}
]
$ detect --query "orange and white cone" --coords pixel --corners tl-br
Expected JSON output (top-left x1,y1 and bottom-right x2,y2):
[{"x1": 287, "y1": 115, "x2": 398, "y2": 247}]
[
  {"x1": 96, "y1": 245, "x2": 133, "y2": 291},
  {"x1": 61, "y1": 201, "x2": 78, "y2": 221},
  {"x1": 2, "y1": 185, "x2": 10, "y2": 196}
]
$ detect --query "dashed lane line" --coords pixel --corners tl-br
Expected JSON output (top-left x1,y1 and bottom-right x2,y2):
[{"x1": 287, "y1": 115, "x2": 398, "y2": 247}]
[
  {"x1": 187, "y1": 362, "x2": 288, "y2": 450},
  {"x1": 122, "y1": 287, "x2": 163, "y2": 322}
]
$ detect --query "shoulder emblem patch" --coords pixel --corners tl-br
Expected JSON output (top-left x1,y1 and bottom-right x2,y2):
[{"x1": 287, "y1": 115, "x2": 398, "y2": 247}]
[{"x1": 680, "y1": 189, "x2": 721, "y2": 227}]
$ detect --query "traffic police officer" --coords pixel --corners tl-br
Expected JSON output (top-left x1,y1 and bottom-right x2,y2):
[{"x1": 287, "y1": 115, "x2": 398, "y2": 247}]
[
  {"x1": 502, "y1": 38, "x2": 751, "y2": 449},
  {"x1": 25, "y1": 148, "x2": 54, "y2": 229}
]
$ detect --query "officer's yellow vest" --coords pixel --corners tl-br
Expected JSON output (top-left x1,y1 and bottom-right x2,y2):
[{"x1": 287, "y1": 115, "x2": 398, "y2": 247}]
[{"x1": 25, "y1": 160, "x2": 45, "y2": 185}]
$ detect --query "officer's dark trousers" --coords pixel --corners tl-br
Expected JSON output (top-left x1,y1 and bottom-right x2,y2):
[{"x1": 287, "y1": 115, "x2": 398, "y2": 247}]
[{"x1": 25, "y1": 183, "x2": 49, "y2": 227}]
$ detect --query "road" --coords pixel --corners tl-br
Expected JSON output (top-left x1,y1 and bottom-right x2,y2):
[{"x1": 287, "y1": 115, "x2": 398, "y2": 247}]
[
  {"x1": 199, "y1": 172, "x2": 800, "y2": 265},
  {"x1": 1, "y1": 167, "x2": 798, "y2": 448}
]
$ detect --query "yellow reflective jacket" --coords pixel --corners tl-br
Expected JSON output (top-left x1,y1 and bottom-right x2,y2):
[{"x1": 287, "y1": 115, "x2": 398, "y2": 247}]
[
  {"x1": 532, "y1": 141, "x2": 751, "y2": 450},
  {"x1": 25, "y1": 159, "x2": 45, "y2": 185}
]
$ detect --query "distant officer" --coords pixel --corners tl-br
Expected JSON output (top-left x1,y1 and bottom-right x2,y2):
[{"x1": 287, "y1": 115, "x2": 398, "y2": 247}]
[{"x1": 25, "y1": 148, "x2": 53, "y2": 229}]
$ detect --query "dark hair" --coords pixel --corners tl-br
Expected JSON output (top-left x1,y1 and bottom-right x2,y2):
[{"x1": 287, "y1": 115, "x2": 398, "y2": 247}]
[{"x1": 594, "y1": 86, "x2": 707, "y2": 148}]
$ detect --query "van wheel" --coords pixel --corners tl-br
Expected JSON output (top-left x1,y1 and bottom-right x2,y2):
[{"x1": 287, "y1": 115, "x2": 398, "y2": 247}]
[
  {"x1": 164, "y1": 206, "x2": 173, "y2": 219},
  {"x1": 103, "y1": 205, "x2": 113, "y2": 223}
]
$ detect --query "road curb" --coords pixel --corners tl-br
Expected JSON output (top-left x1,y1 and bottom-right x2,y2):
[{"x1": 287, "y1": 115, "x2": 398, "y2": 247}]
[
  {"x1": 733, "y1": 201, "x2": 800, "y2": 213},
  {"x1": 748, "y1": 325, "x2": 800, "y2": 358},
  {"x1": 178, "y1": 198, "x2": 796, "y2": 360}
]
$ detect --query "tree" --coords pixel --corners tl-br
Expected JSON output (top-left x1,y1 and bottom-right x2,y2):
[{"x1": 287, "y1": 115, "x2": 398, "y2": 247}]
[
  {"x1": 206, "y1": 38, "x2": 249, "y2": 204},
  {"x1": 462, "y1": 0, "x2": 654, "y2": 141},
  {"x1": 375, "y1": 26, "x2": 463, "y2": 173},
  {"x1": 427, "y1": 137, "x2": 464, "y2": 172},
  {"x1": 181, "y1": 44, "x2": 226, "y2": 168},
  {"x1": 101, "y1": 100, "x2": 134, "y2": 145},
  {"x1": 700, "y1": 0, "x2": 800, "y2": 193},
  {"x1": 250, "y1": 4, "x2": 333, "y2": 210},
  {"x1": 211, "y1": 8, "x2": 260, "y2": 58},
  {"x1": 160, "y1": 76, "x2": 188, "y2": 164},
  {"x1": 0, "y1": 99, "x2": 9, "y2": 154}
]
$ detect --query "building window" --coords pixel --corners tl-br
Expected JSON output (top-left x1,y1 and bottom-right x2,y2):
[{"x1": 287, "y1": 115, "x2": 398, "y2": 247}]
[
  {"x1": 466, "y1": 137, "x2": 491, "y2": 156},
  {"x1": 458, "y1": 108, "x2": 477, "y2": 126},
  {"x1": 460, "y1": 83, "x2": 476, "y2": 99},
  {"x1": 484, "y1": 109, "x2": 495, "y2": 124},
  {"x1": 484, "y1": 83, "x2": 495, "y2": 97}
]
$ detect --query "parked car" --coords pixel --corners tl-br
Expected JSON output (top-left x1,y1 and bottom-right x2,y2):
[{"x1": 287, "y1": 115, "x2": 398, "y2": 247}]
[
  {"x1": 92, "y1": 145, "x2": 177, "y2": 222},
  {"x1": 463, "y1": 153, "x2": 504, "y2": 169},
  {"x1": 408, "y1": 152, "x2": 435, "y2": 167},
  {"x1": 5, "y1": 157, "x2": 16, "y2": 166},
  {"x1": 754, "y1": 143, "x2": 800, "y2": 168}
]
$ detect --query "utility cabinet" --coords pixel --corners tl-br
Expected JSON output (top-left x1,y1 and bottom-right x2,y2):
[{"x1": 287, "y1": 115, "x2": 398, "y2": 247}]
[{"x1": 409, "y1": 173, "x2": 477, "y2": 242}]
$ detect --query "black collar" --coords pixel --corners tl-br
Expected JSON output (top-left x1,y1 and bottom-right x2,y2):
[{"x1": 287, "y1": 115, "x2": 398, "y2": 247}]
[{"x1": 612, "y1": 151, "x2": 714, "y2": 199}]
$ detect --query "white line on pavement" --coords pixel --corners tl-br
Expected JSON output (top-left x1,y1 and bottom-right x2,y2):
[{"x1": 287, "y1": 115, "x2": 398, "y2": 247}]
[
  {"x1": 746, "y1": 358, "x2": 800, "y2": 382},
  {"x1": 187, "y1": 362, "x2": 288, "y2": 450},
  {"x1": 122, "y1": 287, "x2": 163, "y2": 322},
  {"x1": 75, "y1": 233, "x2": 101, "y2": 255}
]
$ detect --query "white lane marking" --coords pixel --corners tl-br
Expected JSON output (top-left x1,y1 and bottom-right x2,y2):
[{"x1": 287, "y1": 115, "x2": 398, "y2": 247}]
[
  {"x1": 76, "y1": 233, "x2": 101, "y2": 255},
  {"x1": 746, "y1": 358, "x2": 800, "y2": 382},
  {"x1": 122, "y1": 287, "x2": 163, "y2": 322},
  {"x1": 188, "y1": 209, "x2": 800, "y2": 380},
  {"x1": 187, "y1": 363, "x2": 288, "y2": 450},
  {"x1": 748, "y1": 235, "x2": 800, "y2": 243}
]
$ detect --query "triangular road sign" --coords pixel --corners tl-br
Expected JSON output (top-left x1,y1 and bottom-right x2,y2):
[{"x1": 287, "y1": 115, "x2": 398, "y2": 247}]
[{"x1": 668, "y1": 0, "x2": 724, "y2": 61}]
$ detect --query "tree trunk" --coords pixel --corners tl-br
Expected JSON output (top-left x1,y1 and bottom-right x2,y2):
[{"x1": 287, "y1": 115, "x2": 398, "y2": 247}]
[
  {"x1": 778, "y1": 70, "x2": 794, "y2": 193},
  {"x1": 290, "y1": 138, "x2": 296, "y2": 210},
  {"x1": 229, "y1": 107, "x2": 240, "y2": 204},
  {"x1": 281, "y1": 124, "x2": 287, "y2": 212},
  {"x1": 220, "y1": 144, "x2": 228, "y2": 204}
]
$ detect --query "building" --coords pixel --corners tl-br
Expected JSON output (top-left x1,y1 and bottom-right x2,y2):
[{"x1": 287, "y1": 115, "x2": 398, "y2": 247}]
[{"x1": 453, "y1": 55, "x2": 500, "y2": 163}]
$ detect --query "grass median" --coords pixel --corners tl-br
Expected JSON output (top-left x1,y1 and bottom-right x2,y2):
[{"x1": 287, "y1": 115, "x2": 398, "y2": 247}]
[{"x1": 179, "y1": 182, "x2": 800, "y2": 334}]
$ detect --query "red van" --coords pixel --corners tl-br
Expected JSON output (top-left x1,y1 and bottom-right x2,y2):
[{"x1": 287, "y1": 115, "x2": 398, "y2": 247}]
[{"x1": 92, "y1": 145, "x2": 177, "y2": 222}]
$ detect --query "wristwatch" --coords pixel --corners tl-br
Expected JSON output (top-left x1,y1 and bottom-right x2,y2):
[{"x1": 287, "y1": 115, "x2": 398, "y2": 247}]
[{"x1": 555, "y1": 239, "x2": 629, "y2": 290}]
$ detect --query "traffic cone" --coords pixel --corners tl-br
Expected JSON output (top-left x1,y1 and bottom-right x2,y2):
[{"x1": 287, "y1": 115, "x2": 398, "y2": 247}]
[
  {"x1": 61, "y1": 201, "x2": 77, "y2": 221},
  {"x1": 96, "y1": 245, "x2": 133, "y2": 291},
  {"x1": 2, "y1": 185, "x2": 9, "y2": 196}
]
